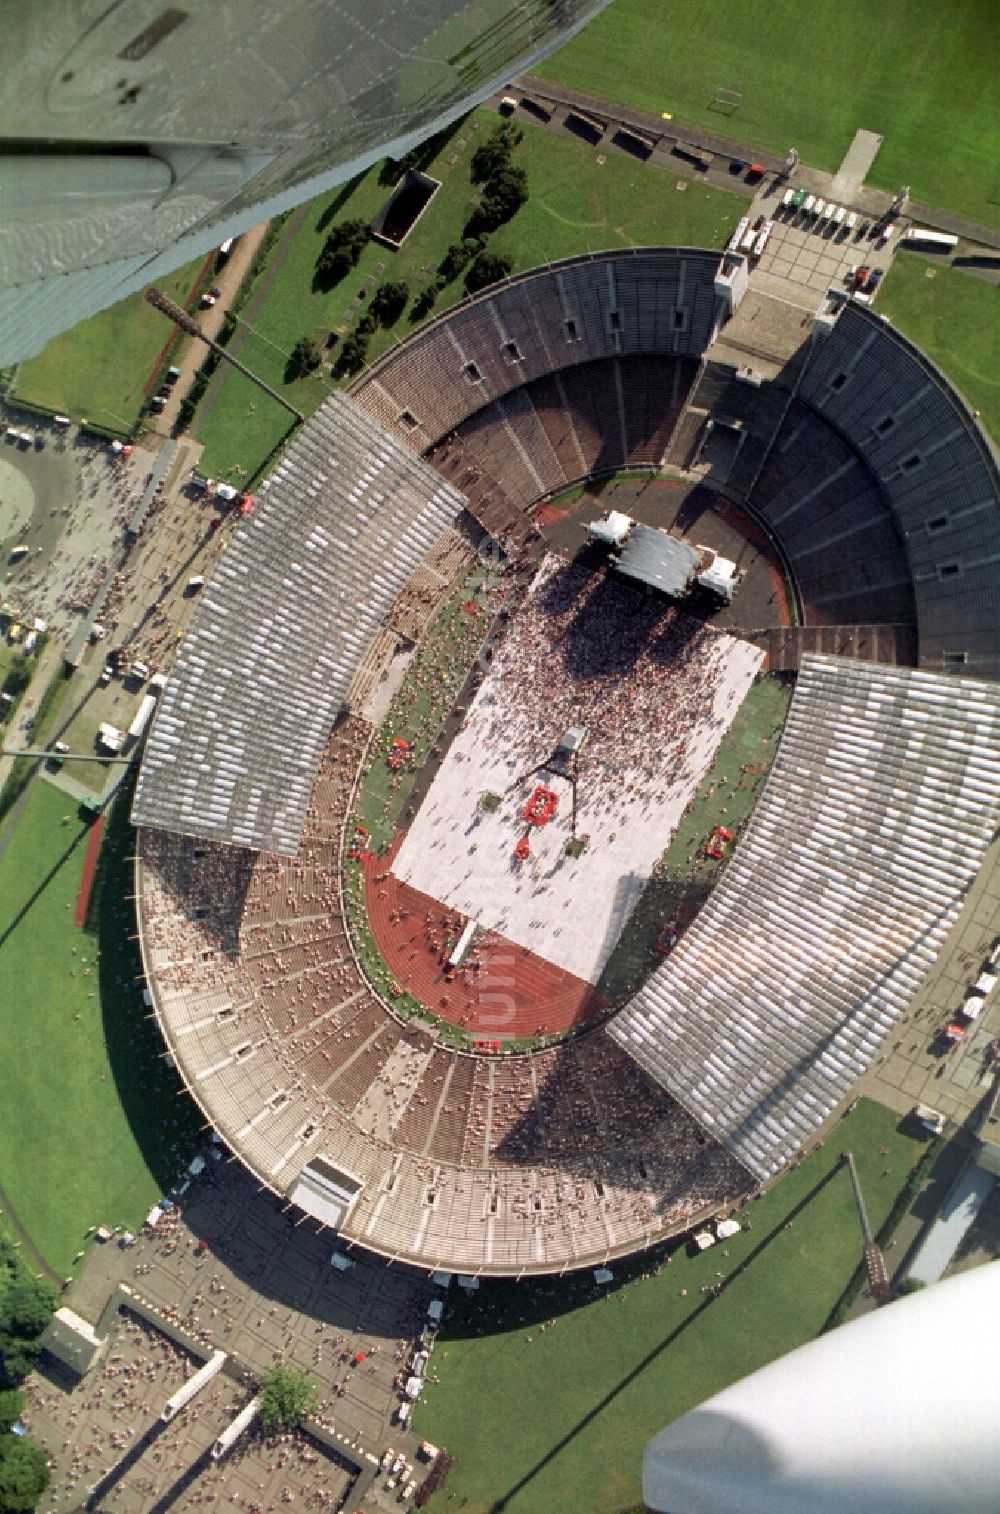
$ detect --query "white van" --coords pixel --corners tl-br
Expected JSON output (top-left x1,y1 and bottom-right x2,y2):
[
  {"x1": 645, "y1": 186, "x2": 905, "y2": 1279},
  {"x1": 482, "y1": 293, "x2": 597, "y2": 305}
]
[{"x1": 914, "y1": 1105, "x2": 945, "y2": 1135}]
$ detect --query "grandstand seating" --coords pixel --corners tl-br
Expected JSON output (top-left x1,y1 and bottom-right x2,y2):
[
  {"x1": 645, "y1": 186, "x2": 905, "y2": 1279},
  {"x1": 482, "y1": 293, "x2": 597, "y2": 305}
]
[
  {"x1": 134, "y1": 250, "x2": 1000, "y2": 1277},
  {"x1": 749, "y1": 398, "x2": 915, "y2": 626},
  {"x1": 352, "y1": 249, "x2": 724, "y2": 450},
  {"x1": 131, "y1": 392, "x2": 465, "y2": 855},
  {"x1": 611, "y1": 655, "x2": 1000, "y2": 1181},
  {"x1": 796, "y1": 303, "x2": 1000, "y2": 679},
  {"x1": 137, "y1": 701, "x2": 754, "y2": 1274}
]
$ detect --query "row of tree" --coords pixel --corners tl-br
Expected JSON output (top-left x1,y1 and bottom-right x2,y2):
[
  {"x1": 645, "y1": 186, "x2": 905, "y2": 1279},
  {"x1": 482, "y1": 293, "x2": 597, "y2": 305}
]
[
  {"x1": 429, "y1": 122, "x2": 527, "y2": 303},
  {"x1": 301, "y1": 119, "x2": 529, "y2": 379},
  {"x1": 0, "y1": 1238, "x2": 58, "y2": 1510}
]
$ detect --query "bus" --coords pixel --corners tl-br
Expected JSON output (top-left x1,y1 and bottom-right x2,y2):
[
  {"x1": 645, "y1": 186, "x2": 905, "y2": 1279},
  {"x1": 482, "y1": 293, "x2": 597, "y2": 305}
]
[{"x1": 903, "y1": 227, "x2": 959, "y2": 252}]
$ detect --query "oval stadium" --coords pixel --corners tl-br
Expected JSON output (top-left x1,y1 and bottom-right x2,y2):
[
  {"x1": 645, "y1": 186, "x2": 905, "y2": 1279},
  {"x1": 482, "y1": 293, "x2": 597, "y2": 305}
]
[{"x1": 131, "y1": 247, "x2": 1000, "y2": 1277}]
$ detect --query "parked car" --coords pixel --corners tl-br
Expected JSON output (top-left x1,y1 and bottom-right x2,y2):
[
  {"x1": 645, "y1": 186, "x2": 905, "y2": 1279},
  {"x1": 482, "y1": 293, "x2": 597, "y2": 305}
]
[{"x1": 705, "y1": 825, "x2": 734, "y2": 861}]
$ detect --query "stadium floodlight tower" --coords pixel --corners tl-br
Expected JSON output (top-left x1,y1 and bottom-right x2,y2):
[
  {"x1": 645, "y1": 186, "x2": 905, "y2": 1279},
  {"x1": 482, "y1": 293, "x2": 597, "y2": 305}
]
[
  {"x1": 0, "y1": 0, "x2": 611, "y2": 364},
  {"x1": 145, "y1": 288, "x2": 305, "y2": 422}
]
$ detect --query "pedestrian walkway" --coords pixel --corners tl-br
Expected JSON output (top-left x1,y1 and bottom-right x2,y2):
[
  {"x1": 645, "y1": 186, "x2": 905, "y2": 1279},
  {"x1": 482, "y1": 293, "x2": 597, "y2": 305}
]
[
  {"x1": 828, "y1": 128, "x2": 885, "y2": 203},
  {"x1": 42, "y1": 765, "x2": 100, "y2": 803}
]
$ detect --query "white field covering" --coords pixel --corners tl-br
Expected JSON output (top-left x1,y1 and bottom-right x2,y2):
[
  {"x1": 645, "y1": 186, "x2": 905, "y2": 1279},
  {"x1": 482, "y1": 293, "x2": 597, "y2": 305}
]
[{"x1": 395, "y1": 557, "x2": 763, "y2": 983}]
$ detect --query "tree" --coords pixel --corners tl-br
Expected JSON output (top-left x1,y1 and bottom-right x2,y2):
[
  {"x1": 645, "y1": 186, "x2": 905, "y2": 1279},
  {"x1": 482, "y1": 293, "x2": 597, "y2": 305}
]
[
  {"x1": 410, "y1": 287, "x2": 436, "y2": 321},
  {"x1": 465, "y1": 251, "x2": 514, "y2": 295},
  {"x1": 1, "y1": 657, "x2": 29, "y2": 700},
  {"x1": 0, "y1": 1434, "x2": 50, "y2": 1512},
  {"x1": 369, "y1": 281, "x2": 410, "y2": 326},
  {"x1": 334, "y1": 331, "x2": 370, "y2": 376},
  {"x1": 288, "y1": 336, "x2": 323, "y2": 379},
  {"x1": 0, "y1": 1394, "x2": 22, "y2": 1435},
  {"x1": 0, "y1": 1282, "x2": 56, "y2": 1341},
  {"x1": 439, "y1": 237, "x2": 483, "y2": 283},
  {"x1": 315, "y1": 218, "x2": 369, "y2": 286},
  {"x1": 895, "y1": 1276, "x2": 926, "y2": 1296},
  {"x1": 258, "y1": 1365, "x2": 319, "y2": 1429},
  {"x1": 471, "y1": 164, "x2": 528, "y2": 233},
  {"x1": 316, "y1": 244, "x2": 354, "y2": 284},
  {"x1": 470, "y1": 122, "x2": 523, "y2": 184}
]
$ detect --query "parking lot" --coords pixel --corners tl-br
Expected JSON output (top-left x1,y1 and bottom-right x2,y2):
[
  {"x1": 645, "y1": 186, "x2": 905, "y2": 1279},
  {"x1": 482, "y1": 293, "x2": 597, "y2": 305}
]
[{"x1": 739, "y1": 191, "x2": 898, "y2": 306}]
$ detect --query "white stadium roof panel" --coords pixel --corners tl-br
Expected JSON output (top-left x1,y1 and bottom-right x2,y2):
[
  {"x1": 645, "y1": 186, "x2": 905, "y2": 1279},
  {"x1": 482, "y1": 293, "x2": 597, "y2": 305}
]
[
  {"x1": 610, "y1": 655, "x2": 1000, "y2": 1180},
  {"x1": 132, "y1": 392, "x2": 464, "y2": 854}
]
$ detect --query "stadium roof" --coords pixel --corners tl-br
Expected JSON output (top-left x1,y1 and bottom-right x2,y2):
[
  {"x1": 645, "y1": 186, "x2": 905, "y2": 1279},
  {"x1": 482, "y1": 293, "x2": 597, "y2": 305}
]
[
  {"x1": 132, "y1": 392, "x2": 464, "y2": 854},
  {"x1": 611, "y1": 655, "x2": 1000, "y2": 1179},
  {"x1": 644, "y1": 1262, "x2": 1000, "y2": 1514},
  {"x1": 613, "y1": 524, "x2": 701, "y2": 597}
]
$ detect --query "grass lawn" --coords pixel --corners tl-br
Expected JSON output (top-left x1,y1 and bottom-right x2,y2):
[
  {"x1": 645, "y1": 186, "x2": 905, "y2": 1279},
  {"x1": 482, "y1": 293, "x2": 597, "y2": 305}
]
[
  {"x1": 193, "y1": 109, "x2": 740, "y2": 481},
  {"x1": 536, "y1": 0, "x2": 1000, "y2": 225},
  {"x1": 876, "y1": 252, "x2": 1000, "y2": 443},
  {"x1": 0, "y1": 781, "x2": 200, "y2": 1277},
  {"x1": 351, "y1": 565, "x2": 503, "y2": 851},
  {"x1": 415, "y1": 1098, "x2": 927, "y2": 1514},
  {"x1": 598, "y1": 671, "x2": 792, "y2": 1006},
  {"x1": 12, "y1": 255, "x2": 207, "y2": 432}
]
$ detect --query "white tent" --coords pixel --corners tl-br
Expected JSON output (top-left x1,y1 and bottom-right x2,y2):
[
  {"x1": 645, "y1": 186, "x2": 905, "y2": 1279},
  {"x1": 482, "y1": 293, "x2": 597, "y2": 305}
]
[
  {"x1": 586, "y1": 511, "x2": 633, "y2": 547},
  {"x1": 697, "y1": 555, "x2": 739, "y2": 602}
]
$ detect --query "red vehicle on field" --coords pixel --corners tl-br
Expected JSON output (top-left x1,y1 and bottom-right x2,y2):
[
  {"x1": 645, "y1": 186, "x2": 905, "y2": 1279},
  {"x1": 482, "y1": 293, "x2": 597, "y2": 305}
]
[{"x1": 705, "y1": 825, "x2": 734, "y2": 861}]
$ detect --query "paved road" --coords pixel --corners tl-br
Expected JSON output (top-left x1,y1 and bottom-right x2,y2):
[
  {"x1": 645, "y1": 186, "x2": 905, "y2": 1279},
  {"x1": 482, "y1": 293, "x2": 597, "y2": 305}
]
[{"x1": 155, "y1": 221, "x2": 271, "y2": 435}]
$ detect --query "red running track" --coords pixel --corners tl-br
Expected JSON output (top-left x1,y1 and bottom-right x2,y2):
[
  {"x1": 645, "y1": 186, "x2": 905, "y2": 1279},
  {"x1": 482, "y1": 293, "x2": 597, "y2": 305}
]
[
  {"x1": 361, "y1": 833, "x2": 606, "y2": 1039},
  {"x1": 74, "y1": 814, "x2": 105, "y2": 928}
]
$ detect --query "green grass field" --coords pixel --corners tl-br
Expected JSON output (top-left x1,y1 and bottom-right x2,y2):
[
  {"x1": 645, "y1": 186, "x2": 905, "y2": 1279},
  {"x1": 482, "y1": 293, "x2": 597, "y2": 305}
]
[
  {"x1": 12, "y1": 256, "x2": 207, "y2": 432},
  {"x1": 877, "y1": 251, "x2": 1000, "y2": 442},
  {"x1": 416, "y1": 1098, "x2": 926, "y2": 1514},
  {"x1": 193, "y1": 108, "x2": 740, "y2": 481},
  {"x1": 537, "y1": 0, "x2": 1000, "y2": 225},
  {"x1": 598, "y1": 671, "x2": 792, "y2": 1005},
  {"x1": 0, "y1": 782, "x2": 200, "y2": 1277}
]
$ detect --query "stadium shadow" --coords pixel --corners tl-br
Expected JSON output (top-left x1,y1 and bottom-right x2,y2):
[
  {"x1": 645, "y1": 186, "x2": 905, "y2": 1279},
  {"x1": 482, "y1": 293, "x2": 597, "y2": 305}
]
[
  {"x1": 534, "y1": 560, "x2": 670, "y2": 683},
  {"x1": 594, "y1": 869, "x2": 646, "y2": 971},
  {"x1": 93, "y1": 785, "x2": 206, "y2": 1195},
  {"x1": 485, "y1": 1161, "x2": 842, "y2": 1514}
]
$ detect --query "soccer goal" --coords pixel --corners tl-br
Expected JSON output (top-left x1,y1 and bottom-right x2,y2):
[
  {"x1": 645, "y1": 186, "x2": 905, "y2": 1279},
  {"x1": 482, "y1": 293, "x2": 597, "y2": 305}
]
[{"x1": 711, "y1": 87, "x2": 742, "y2": 116}]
